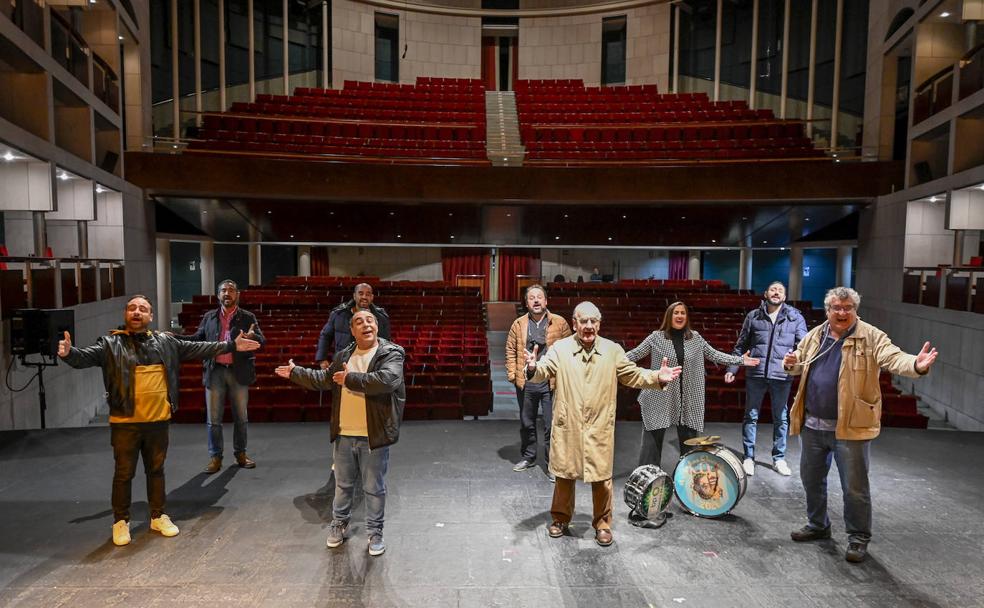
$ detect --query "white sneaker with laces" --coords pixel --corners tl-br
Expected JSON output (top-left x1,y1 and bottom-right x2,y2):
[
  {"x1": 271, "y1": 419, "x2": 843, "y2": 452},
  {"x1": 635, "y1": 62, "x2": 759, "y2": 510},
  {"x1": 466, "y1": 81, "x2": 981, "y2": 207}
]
[
  {"x1": 112, "y1": 519, "x2": 131, "y2": 546},
  {"x1": 742, "y1": 458, "x2": 755, "y2": 476},
  {"x1": 774, "y1": 460, "x2": 792, "y2": 476},
  {"x1": 150, "y1": 514, "x2": 180, "y2": 537}
]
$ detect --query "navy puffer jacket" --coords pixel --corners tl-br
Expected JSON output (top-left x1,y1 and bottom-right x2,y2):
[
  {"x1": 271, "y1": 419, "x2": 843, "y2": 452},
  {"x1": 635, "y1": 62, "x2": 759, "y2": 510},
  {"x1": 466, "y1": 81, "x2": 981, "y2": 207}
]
[{"x1": 726, "y1": 302, "x2": 808, "y2": 380}]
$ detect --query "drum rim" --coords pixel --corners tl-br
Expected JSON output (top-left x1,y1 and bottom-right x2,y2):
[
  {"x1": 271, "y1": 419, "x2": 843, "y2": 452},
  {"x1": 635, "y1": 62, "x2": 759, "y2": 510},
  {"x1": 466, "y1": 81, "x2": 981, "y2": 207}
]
[{"x1": 623, "y1": 465, "x2": 673, "y2": 517}]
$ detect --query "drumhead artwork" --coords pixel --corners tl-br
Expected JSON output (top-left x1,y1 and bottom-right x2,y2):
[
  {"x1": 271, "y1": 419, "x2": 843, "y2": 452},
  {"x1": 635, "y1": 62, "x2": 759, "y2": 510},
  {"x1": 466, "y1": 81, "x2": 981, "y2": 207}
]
[
  {"x1": 623, "y1": 465, "x2": 673, "y2": 520},
  {"x1": 673, "y1": 446, "x2": 746, "y2": 518}
]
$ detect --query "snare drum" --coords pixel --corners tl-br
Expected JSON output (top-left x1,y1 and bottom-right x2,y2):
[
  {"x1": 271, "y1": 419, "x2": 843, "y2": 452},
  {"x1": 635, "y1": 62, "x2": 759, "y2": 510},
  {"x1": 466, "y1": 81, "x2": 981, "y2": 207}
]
[
  {"x1": 672, "y1": 445, "x2": 747, "y2": 518},
  {"x1": 623, "y1": 465, "x2": 673, "y2": 521}
]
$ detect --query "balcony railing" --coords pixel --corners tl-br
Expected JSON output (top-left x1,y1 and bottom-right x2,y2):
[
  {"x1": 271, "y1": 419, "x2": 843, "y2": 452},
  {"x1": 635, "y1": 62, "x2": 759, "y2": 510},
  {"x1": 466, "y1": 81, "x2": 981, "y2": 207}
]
[
  {"x1": 50, "y1": 9, "x2": 90, "y2": 88},
  {"x1": 912, "y1": 65, "x2": 954, "y2": 125},
  {"x1": 959, "y1": 42, "x2": 984, "y2": 101},
  {"x1": 93, "y1": 54, "x2": 120, "y2": 113},
  {"x1": 902, "y1": 265, "x2": 984, "y2": 313},
  {"x1": 1, "y1": 0, "x2": 45, "y2": 47},
  {"x1": 0, "y1": 257, "x2": 126, "y2": 319}
]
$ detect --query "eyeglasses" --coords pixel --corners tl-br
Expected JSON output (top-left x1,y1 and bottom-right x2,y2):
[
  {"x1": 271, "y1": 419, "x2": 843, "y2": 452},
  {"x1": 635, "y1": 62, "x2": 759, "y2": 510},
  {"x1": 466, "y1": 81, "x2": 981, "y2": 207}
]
[{"x1": 828, "y1": 305, "x2": 855, "y2": 313}]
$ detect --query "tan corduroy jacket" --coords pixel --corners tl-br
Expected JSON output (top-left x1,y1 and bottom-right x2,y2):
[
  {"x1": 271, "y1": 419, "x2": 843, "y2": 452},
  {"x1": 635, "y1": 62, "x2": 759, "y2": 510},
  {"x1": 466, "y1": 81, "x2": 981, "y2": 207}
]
[
  {"x1": 504, "y1": 311, "x2": 571, "y2": 390},
  {"x1": 786, "y1": 319, "x2": 924, "y2": 441}
]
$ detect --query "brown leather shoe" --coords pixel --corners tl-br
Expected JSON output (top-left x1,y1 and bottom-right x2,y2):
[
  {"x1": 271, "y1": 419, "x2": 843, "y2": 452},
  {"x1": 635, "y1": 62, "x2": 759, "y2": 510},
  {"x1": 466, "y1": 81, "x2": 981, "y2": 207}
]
[
  {"x1": 204, "y1": 457, "x2": 222, "y2": 474},
  {"x1": 548, "y1": 521, "x2": 569, "y2": 538},
  {"x1": 236, "y1": 453, "x2": 256, "y2": 469},
  {"x1": 595, "y1": 528, "x2": 613, "y2": 546}
]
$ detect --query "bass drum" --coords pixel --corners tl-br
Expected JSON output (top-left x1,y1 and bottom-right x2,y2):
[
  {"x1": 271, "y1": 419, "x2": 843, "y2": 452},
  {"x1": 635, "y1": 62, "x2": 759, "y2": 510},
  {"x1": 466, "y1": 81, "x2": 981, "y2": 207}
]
[
  {"x1": 623, "y1": 465, "x2": 673, "y2": 521},
  {"x1": 673, "y1": 445, "x2": 747, "y2": 518}
]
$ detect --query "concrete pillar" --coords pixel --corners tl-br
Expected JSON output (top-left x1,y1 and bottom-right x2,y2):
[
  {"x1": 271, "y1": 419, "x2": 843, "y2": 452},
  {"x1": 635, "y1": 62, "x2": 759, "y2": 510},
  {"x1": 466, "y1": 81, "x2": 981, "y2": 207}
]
[
  {"x1": 32, "y1": 211, "x2": 47, "y2": 257},
  {"x1": 688, "y1": 250, "x2": 702, "y2": 280},
  {"x1": 298, "y1": 245, "x2": 312, "y2": 277},
  {"x1": 836, "y1": 245, "x2": 853, "y2": 287},
  {"x1": 788, "y1": 246, "x2": 804, "y2": 301},
  {"x1": 739, "y1": 247, "x2": 753, "y2": 290},
  {"x1": 156, "y1": 238, "x2": 172, "y2": 330},
  {"x1": 76, "y1": 220, "x2": 88, "y2": 258},
  {"x1": 200, "y1": 240, "x2": 215, "y2": 295}
]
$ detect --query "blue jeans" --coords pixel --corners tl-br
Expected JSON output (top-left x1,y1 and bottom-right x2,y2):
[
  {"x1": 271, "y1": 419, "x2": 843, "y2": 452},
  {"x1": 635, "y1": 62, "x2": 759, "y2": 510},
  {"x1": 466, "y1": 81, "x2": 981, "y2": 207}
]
[
  {"x1": 799, "y1": 426, "x2": 872, "y2": 544},
  {"x1": 206, "y1": 365, "x2": 249, "y2": 458},
  {"x1": 332, "y1": 435, "x2": 390, "y2": 535},
  {"x1": 742, "y1": 377, "x2": 792, "y2": 460}
]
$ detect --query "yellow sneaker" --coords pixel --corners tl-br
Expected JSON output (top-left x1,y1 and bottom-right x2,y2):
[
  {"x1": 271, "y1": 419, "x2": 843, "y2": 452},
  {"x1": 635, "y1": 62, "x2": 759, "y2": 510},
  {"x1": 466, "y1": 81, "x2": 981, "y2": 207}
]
[
  {"x1": 112, "y1": 519, "x2": 131, "y2": 546},
  {"x1": 150, "y1": 514, "x2": 180, "y2": 537}
]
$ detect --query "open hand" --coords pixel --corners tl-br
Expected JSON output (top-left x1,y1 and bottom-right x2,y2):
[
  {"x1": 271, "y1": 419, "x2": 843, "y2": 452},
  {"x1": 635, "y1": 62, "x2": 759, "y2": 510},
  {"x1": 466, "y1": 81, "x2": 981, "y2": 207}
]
[
  {"x1": 234, "y1": 330, "x2": 261, "y2": 352},
  {"x1": 656, "y1": 356, "x2": 682, "y2": 384},
  {"x1": 525, "y1": 344, "x2": 539, "y2": 370},
  {"x1": 57, "y1": 331, "x2": 72, "y2": 358},
  {"x1": 274, "y1": 359, "x2": 296, "y2": 379},
  {"x1": 332, "y1": 362, "x2": 349, "y2": 386},
  {"x1": 742, "y1": 350, "x2": 760, "y2": 367},
  {"x1": 914, "y1": 341, "x2": 938, "y2": 374}
]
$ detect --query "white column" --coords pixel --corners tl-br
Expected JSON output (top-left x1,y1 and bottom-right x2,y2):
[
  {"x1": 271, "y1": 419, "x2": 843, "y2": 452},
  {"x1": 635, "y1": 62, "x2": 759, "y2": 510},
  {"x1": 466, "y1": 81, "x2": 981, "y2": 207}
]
[
  {"x1": 713, "y1": 0, "x2": 722, "y2": 101},
  {"x1": 248, "y1": 0, "x2": 256, "y2": 101},
  {"x1": 200, "y1": 240, "x2": 215, "y2": 295},
  {"x1": 170, "y1": 0, "x2": 180, "y2": 141},
  {"x1": 248, "y1": 243, "x2": 261, "y2": 286},
  {"x1": 283, "y1": 0, "x2": 290, "y2": 95},
  {"x1": 688, "y1": 250, "x2": 702, "y2": 280},
  {"x1": 32, "y1": 211, "x2": 47, "y2": 257},
  {"x1": 322, "y1": 1, "x2": 329, "y2": 88},
  {"x1": 788, "y1": 246, "x2": 803, "y2": 301},
  {"x1": 806, "y1": 0, "x2": 818, "y2": 138},
  {"x1": 672, "y1": 5, "x2": 680, "y2": 93},
  {"x1": 836, "y1": 245, "x2": 853, "y2": 287},
  {"x1": 194, "y1": 0, "x2": 202, "y2": 126},
  {"x1": 779, "y1": 0, "x2": 790, "y2": 118},
  {"x1": 297, "y1": 245, "x2": 312, "y2": 276},
  {"x1": 739, "y1": 247, "x2": 753, "y2": 290},
  {"x1": 77, "y1": 220, "x2": 89, "y2": 258},
  {"x1": 748, "y1": 0, "x2": 759, "y2": 109},
  {"x1": 829, "y1": 0, "x2": 844, "y2": 150},
  {"x1": 156, "y1": 238, "x2": 172, "y2": 331},
  {"x1": 219, "y1": 0, "x2": 226, "y2": 110}
]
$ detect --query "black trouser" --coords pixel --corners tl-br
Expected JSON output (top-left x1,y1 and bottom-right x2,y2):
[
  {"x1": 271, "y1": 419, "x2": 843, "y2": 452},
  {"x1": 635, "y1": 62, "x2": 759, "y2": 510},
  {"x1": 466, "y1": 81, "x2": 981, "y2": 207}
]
[
  {"x1": 638, "y1": 425, "x2": 699, "y2": 469},
  {"x1": 518, "y1": 383, "x2": 553, "y2": 464},
  {"x1": 110, "y1": 422, "x2": 170, "y2": 522}
]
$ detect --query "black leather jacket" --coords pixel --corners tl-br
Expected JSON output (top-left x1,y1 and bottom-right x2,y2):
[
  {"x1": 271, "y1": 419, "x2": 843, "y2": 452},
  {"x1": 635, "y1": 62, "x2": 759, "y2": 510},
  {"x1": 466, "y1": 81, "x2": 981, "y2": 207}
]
[
  {"x1": 290, "y1": 338, "x2": 406, "y2": 449},
  {"x1": 181, "y1": 307, "x2": 265, "y2": 388},
  {"x1": 62, "y1": 330, "x2": 235, "y2": 418}
]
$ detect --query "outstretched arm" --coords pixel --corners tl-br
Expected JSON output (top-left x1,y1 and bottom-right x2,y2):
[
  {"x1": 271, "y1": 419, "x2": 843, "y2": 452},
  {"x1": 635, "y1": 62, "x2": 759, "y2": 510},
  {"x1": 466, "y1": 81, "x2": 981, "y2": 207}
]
[
  {"x1": 277, "y1": 359, "x2": 336, "y2": 391},
  {"x1": 624, "y1": 333, "x2": 654, "y2": 363},
  {"x1": 343, "y1": 349, "x2": 405, "y2": 395},
  {"x1": 58, "y1": 332, "x2": 107, "y2": 369}
]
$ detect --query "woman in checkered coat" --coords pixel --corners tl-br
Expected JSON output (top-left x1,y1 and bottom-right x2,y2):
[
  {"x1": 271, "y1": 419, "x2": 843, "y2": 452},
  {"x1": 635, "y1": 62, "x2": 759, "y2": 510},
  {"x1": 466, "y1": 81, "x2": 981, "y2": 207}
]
[{"x1": 626, "y1": 301, "x2": 759, "y2": 469}]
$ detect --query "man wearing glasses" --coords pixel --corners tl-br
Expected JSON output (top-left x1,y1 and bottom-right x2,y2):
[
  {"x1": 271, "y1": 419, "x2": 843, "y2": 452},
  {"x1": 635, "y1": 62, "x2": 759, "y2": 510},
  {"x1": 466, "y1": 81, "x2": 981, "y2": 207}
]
[{"x1": 783, "y1": 286, "x2": 938, "y2": 563}]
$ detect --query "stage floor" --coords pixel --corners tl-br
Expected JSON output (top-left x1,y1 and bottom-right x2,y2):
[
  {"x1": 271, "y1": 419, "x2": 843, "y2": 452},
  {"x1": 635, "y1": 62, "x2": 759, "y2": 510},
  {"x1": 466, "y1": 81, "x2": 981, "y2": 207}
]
[{"x1": 1, "y1": 420, "x2": 981, "y2": 607}]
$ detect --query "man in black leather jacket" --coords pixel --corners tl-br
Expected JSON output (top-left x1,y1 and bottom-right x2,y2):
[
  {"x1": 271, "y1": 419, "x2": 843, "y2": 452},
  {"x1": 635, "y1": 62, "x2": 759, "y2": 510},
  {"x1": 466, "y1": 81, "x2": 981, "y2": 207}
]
[
  {"x1": 182, "y1": 279, "x2": 265, "y2": 473},
  {"x1": 276, "y1": 310, "x2": 404, "y2": 556},
  {"x1": 58, "y1": 295, "x2": 260, "y2": 547}
]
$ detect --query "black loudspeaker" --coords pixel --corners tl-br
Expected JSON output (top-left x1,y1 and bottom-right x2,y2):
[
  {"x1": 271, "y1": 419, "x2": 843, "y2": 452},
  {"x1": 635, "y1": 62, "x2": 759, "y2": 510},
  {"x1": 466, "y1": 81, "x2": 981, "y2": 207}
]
[
  {"x1": 913, "y1": 161, "x2": 933, "y2": 183},
  {"x1": 99, "y1": 151, "x2": 119, "y2": 173},
  {"x1": 10, "y1": 309, "x2": 76, "y2": 358}
]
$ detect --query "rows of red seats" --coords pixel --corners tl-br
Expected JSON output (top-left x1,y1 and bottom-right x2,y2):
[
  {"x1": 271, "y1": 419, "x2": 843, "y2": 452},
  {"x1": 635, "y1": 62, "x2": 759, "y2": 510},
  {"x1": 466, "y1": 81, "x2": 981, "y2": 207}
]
[
  {"x1": 171, "y1": 277, "x2": 491, "y2": 424},
  {"x1": 544, "y1": 280, "x2": 927, "y2": 429}
]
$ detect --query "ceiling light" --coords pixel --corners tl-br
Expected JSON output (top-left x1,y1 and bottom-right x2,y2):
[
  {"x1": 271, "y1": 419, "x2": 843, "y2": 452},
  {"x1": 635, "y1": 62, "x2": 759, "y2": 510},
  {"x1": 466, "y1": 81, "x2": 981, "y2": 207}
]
[
  {"x1": 2, "y1": 151, "x2": 15, "y2": 162},
  {"x1": 940, "y1": 11, "x2": 950, "y2": 17},
  {"x1": 389, "y1": 211, "x2": 394, "y2": 216},
  {"x1": 267, "y1": 210, "x2": 272, "y2": 214},
  {"x1": 95, "y1": 185, "x2": 106, "y2": 194},
  {"x1": 506, "y1": 213, "x2": 511, "y2": 217},
  {"x1": 680, "y1": 216, "x2": 686, "y2": 220},
  {"x1": 804, "y1": 217, "x2": 810, "y2": 221},
  {"x1": 236, "y1": 234, "x2": 241, "y2": 238},
  {"x1": 978, "y1": 184, "x2": 984, "y2": 191},
  {"x1": 929, "y1": 196, "x2": 939, "y2": 202},
  {"x1": 621, "y1": 215, "x2": 627, "y2": 219},
  {"x1": 56, "y1": 171, "x2": 70, "y2": 181},
  {"x1": 711, "y1": 239, "x2": 716, "y2": 243},
  {"x1": 396, "y1": 234, "x2": 401, "y2": 238},
  {"x1": 448, "y1": 212, "x2": 453, "y2": 216},
  {"x1": 289, "y1": 234, "x2": 294, "y2": 238},
  {"x1": 118, "y1": 35, "x2": 124, "y2": 41},
  {"x1": 762, "y1": 240, "x2": 768, "y2": 244},
  {"x1": 450, "y1": 235, "x2": 455, "y2": 239},
  {"x1": 563, "y1": 214, "x2": 568, "y2": 218},
  {"x1": 554, "y1": 236, "x2": 560, "y2": 240}
]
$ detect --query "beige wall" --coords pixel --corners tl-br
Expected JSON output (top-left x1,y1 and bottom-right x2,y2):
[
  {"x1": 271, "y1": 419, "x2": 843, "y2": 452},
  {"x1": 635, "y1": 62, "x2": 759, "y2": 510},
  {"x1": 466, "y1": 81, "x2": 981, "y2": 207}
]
[{"x1": 328, "y1": 246, "x2": 444, "y2": 281}]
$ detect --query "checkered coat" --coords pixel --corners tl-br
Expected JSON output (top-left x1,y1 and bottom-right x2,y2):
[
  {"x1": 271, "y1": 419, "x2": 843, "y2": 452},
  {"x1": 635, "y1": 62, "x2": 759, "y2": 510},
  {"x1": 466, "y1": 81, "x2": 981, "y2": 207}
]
[{"x1": 626, "y1": 330, "x2": 744, "y2": 432}]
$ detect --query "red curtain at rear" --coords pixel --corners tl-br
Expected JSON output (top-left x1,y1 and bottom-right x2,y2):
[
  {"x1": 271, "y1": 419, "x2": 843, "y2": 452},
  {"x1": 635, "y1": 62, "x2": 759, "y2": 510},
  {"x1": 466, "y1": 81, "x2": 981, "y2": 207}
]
[
  {"x1": 481, "y1": 37, "x2": 497, "y2": 91},
  {"x1": 668, "y1": 251, "x2": 689, "y2": 280},
  {"x1": 441, "y1": 248, "x2": 490, "y2": 300},
  {"x1": 311, "y1": 246, "x2": 330, "y2": 276},
  {"x1": 498, "y1": 248, "x2": 540, "y2": 302}
]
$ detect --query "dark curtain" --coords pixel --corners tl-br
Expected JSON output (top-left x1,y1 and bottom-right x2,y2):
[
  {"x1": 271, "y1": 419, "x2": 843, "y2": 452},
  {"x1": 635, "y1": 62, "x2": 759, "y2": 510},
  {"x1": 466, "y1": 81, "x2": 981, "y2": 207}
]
[
  {"x1": 510, "y1": 37, "x2": 519, "y2": 91},
  {"x1": 441, "y1": 248, "x2": 490, "y2": 300},
  {"x1": 498, "y1": 248, "x2": 539, "y2": 302},
  {"x1": 481, "y1": 37, "x2": 497, "y2": 91},
  {"x1": 669, "y1": 251, "x2": 689, "y2": 280},
  {"x1": 311, "y1": 246, "x2": 330, "y2": 276}
]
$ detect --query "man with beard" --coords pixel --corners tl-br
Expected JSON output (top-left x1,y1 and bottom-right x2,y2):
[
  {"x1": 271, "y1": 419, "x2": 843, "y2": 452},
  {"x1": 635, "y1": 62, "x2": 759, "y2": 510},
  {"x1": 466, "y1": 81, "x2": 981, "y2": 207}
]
[
  {"x1": 725, "y1": 281, "x2": 807, "y2": 477},
  {"x1": 315, "y1": 283, "x2": 391, "y2": 369},
  {"x1": 524, "y1": 301, "x2": 681, "y2": 546},
  {"x1": 58, "y1": 295, "x2": 261, "y2": 546},
  {"x1": 183, "y1": 279, "x2": 266, "y2": 473}
]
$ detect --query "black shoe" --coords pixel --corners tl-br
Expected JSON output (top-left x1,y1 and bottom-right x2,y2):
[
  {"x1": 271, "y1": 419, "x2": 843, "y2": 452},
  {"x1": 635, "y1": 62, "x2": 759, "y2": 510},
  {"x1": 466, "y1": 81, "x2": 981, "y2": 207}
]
[
  {"x1": 845, "y1": 542, "x2": 868, "y2": 563},
  {"x1": 790, "y1": 525, "x2": 832, "y2": 542},
  {"x1": 546, "y1": 471, "x2": 556, "y2": 483},
  {"x1": 513, "y1": 459, "x2": 535, "y2": 472}
]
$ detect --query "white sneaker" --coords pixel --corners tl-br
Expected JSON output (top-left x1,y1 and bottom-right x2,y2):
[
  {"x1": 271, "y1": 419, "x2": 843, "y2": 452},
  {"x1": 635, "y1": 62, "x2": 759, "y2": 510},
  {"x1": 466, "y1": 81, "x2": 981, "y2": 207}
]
[
  {"x1": 742, "y1": 458, "x2": 755, "y2": 476},
  {"x1": 774, "y1": 460, "x2": 792, "y2": 476},
  {"x1": 150, "y1": 514, "x2": 180, "y2": 537},
  {"x1": 112, "y1": 519, "x2": 131, "y2": 546}
]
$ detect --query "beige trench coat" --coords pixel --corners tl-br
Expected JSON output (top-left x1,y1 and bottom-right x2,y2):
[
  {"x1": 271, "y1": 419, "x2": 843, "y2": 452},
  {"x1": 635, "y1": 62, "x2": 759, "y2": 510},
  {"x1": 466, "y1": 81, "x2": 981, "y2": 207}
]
[{"x1": 529, "y1": 335, "x2": 665, "y2": 482}]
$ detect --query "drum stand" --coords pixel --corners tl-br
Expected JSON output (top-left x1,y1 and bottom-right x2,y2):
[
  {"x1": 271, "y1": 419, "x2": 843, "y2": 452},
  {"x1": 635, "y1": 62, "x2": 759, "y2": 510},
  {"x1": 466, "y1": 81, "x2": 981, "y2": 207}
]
[{"x1": 628, "y1": 508, "x2": 669, "y2": 529}]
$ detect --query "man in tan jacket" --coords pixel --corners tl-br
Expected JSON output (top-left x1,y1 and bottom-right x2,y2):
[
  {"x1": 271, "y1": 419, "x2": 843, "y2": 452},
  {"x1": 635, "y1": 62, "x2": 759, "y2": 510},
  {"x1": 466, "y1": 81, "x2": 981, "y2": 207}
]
[
  {"x1": 505, "y1": 285, "x2": 571, "y2": 479},
  {"x1": 783, "y1": 286, "x2": 938, "y2": 564},
  {"x1": 525, "y1": 301, "x2": 681, "y2": 546}
]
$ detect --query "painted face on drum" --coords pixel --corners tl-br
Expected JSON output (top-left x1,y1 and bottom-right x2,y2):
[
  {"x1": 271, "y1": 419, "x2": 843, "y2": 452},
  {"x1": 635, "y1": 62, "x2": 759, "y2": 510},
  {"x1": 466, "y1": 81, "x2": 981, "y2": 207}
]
[
  {"x1": 826, "y1": 297, "x2": 857, "y2": 335},
  {"x1": 573, "y1": 314, "x2": 600, "y2": 347},
  {"x1": 694, "y1": 471, "x2": 720, "y2": 500},
  {"x1": 671, "y1": 305, "x2": 688, "y2": 330}
]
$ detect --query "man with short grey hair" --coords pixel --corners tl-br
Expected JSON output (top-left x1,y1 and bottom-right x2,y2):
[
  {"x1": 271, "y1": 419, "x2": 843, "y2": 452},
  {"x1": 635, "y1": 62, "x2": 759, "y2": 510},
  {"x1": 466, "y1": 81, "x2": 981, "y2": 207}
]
[{"x1": 783, "y1": 286, "x2": 938, "y2": 563}]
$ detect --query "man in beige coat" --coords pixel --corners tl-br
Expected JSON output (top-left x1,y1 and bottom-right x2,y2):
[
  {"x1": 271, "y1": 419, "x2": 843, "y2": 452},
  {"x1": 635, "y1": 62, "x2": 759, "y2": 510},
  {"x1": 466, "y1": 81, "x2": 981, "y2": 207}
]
[
  {"x1": 505, "y1": 284, "x2": 571, "y2": 477},
  {"x1": 525, "y1": 301, "x2": 681, "y2": 546},
  {"x1": 783, "y1": 286, "x2": 938, "y2": 563}
]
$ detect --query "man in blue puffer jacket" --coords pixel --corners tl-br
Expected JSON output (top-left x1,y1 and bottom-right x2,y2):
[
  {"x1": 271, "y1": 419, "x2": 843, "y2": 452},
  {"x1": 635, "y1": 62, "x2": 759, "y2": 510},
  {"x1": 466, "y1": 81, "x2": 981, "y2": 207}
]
[{"x1": 725, "y1": 281, "x2": 808, "y2": 477}]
